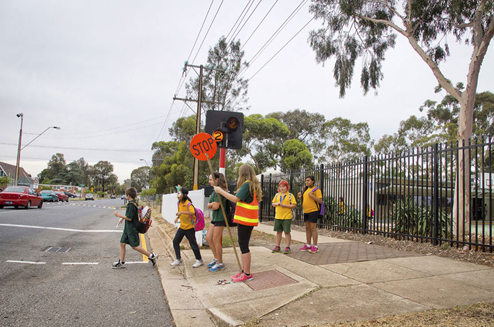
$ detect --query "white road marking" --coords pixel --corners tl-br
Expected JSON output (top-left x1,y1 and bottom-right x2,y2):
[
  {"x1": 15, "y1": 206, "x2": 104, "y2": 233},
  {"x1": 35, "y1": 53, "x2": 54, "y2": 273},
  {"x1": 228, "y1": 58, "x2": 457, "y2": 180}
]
[
  {"x1": 0, "y1": 223, "x2": 121, "y2": 233},
  {"x1": 123, "y1": 261, "x2": 149, "y2": 264},
  {"x1": 6, "y1": 260, "x2": 46, "y2": 265},
  {"x1": 62, "y1": 262, "x2": 99, "y2": 265}
]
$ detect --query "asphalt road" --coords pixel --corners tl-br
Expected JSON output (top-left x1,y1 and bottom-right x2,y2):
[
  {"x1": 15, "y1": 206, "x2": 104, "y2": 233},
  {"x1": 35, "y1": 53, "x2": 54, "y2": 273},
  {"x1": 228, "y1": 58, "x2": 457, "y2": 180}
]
[{"x1": 0, "y1": 198, "x2": 174, "y2": 326}]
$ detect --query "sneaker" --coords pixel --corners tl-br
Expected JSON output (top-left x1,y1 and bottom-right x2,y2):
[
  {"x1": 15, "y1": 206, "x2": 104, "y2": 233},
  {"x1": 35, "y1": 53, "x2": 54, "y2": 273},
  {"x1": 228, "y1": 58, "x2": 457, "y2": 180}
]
[
  {"x1": 299, "y1": 244, "x2": 311, "y2": 251},
  {"x1": 207, "y1": 259, "x2": 217, "y2": 268},
  {"x1": 231, "y1": 271, "x2": 243, "y2": 279},
  {"x1": 309, "y1": 245, "x2": 319, "y2": 254},
  {"x1": 112, "y1": 261, "x2": 125, "y2": 269},
  {"x1": 272, "y1": 246, "x2": 281, "y2": 253},
  {"x1": 170, "y1": 259, "x2": 182, "y2": 266},
  {"x1": 148, "y1": 253, "x2": 158, "y2": 266},
  {"x1": 209, "y1": 263, "x2": 226, "y2": 272},
  {"x1": 192, "y1": 259, "x2": 204, "y2": 268},
  {"x1": 233, "y1": 273, "x2": 254, "y2": 282},
  {"x1": 283, "y1": 247, "x2": 291, "y2": 254}
]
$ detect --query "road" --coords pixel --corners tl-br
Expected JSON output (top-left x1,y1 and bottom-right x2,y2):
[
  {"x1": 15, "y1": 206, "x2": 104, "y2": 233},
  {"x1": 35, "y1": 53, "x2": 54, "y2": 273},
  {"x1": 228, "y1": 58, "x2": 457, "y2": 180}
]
[{"x1": 0, "y1": 198, "x2": 174, "y2": 326}]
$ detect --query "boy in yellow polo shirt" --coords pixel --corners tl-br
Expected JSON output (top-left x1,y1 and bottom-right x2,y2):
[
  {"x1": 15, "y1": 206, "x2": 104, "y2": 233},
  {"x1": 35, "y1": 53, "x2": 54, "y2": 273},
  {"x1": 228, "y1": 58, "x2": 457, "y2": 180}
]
[{"x1": 272, "y1": 180, "x2": 297, "y2": 254}]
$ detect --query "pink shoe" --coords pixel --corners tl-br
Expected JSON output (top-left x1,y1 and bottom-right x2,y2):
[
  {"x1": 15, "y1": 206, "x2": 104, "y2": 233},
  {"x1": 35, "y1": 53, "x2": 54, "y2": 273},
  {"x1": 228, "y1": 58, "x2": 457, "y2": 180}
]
[
  {"x1": 299, "y1": 244, "x2": 311, "y2": 251},
  {"x1": 231, "y1": 271, "x2": 243, "y2": 279},
  {"x1": 233, "y1": 273, "x2": 253, "y2": 282},
  {"x1": 309, "y1": 245, "x2": 319, "y2": 253}
]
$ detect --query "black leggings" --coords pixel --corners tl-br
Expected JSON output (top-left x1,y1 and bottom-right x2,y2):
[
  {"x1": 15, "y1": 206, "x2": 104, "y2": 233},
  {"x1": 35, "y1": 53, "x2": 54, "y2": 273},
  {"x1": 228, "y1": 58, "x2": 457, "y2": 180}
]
[
  {"x1": 237, "y1": 224, "x2": 254, "y2": 254},
  {"x1": 173, "y1": 228, "x2": 202, "y2": 260}
]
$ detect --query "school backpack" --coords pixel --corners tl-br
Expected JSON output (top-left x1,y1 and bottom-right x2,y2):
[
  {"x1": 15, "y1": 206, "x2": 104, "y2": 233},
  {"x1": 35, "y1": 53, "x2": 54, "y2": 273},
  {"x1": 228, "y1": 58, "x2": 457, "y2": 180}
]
[
  {"x1": 311, "y1": 187, "x2": 325, "y2": 218},
  {"x1": 178, "y1": 202, "x2": 205, "y2": 231},
  {"x1": 130, "y1": 202, "x2": 152, "y2": 234},
  {"x1": 225, "y1": 199, "x2": 237, "y2": 227}
]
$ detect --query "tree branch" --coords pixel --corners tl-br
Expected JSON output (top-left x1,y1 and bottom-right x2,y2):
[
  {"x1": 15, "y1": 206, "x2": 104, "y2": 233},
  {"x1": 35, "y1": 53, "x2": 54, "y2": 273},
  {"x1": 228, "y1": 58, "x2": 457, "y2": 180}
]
[{"x1": 355, "y1": 14, "x2": 406, "y2": 36}]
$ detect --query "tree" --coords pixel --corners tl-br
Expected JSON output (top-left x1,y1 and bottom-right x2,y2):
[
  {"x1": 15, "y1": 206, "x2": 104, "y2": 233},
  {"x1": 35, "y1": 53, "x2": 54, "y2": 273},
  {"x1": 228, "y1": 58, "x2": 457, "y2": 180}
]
[
  {"x1": 131, "y1": 166, "x2": 150, "y2": 192},
  {"x1": 322, "y1": 117, "x2": 373, "y2": 165},
  {"x1": 309, "y1": 0, "x2": 494, "y2": 235},
  {"x1": 281, "y1": 139, "x2": 313, "y2": 171},
  {"x1": 236, "y1": 114, "x2": 290, "y2": 173},
  {"x1": 62, "y1": 161, "x2": 85, "y2": 186},
  {"x1": 168, "y1": 115, "x2": 197, "y2": 143},
  {"x1": 93, "y1": 161, "x2": 114, "y2": 192},
  {"x1": 186, "y1": 36, "x2": 249, "y2": 112},
  {"x1": 39, "y1": 153, "x2": 67, "y2": 184},
  {"x1": 267, "y1": 109, "x2": 326, "y2": 162}
]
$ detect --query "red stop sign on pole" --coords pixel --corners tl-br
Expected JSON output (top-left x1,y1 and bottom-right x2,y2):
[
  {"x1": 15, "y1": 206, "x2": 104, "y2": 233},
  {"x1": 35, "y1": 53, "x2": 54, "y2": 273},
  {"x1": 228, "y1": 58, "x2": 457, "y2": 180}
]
[{"x1": 190, "y1": 133, "x2": 217, "y2": 161}]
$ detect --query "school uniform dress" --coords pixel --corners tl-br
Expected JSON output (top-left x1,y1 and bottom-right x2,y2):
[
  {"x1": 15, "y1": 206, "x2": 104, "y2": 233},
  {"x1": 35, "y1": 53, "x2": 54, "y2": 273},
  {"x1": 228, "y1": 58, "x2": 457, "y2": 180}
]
[{"x1": 121, "y1": 200, "x2": 140, "y2": 247}]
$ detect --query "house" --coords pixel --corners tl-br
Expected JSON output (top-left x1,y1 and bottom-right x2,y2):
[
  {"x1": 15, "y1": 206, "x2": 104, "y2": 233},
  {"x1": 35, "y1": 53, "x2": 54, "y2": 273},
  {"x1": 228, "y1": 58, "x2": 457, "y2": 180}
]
[{"x1": 0, "y1": 161, "x2": 34, "y2": 189}]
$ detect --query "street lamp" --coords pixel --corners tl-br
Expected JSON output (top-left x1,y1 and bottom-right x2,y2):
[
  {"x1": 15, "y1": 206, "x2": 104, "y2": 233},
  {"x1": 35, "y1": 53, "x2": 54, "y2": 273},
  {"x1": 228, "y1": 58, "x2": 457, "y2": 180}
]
[{"x1": 14, "y1": 116, "x2": 61, "y2": 186}]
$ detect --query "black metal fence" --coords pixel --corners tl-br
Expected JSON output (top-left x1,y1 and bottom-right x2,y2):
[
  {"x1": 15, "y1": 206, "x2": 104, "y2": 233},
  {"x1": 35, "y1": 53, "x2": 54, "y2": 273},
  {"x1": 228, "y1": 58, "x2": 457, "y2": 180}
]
[{"x1": 259, "y1": 137, "x2": 494, "y2": 252}]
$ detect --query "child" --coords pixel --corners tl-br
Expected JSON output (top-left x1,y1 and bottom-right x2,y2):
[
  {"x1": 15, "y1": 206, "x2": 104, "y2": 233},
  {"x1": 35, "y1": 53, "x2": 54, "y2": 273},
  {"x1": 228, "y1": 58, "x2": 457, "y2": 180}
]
[
  {"x1": 170, "y1": 187, "x2": 203, "y2": 268},
  {"x1": 272, "y1": 180, "x2": 297, "y2": 254},
  {"x1": 214, "y1": 164, "x2": 262, "y2": 282},
  {"x1": 205, "y1": 172, "x2": 228, "y2": 272},
  {"x1": 297, "y1": 175, "x2": 322, "y2": 254},
  {"x1": 112, "y1": 187, "x2": 158, "y2": 268}
]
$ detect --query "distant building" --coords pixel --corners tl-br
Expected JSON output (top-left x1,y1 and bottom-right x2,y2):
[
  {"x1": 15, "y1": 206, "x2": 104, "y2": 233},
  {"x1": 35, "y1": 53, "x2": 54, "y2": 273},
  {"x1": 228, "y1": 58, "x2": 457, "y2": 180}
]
[{"x1": 0, "y1": 161, "x2": 33, "y2": 189}]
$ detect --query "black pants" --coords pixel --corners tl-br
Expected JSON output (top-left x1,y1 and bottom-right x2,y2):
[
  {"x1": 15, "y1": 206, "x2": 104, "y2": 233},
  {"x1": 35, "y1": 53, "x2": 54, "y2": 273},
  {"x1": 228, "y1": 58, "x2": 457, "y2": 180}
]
[
  {"x1": 237, "y1": 224, "x2": 254, "y2": 254},
  {"x1": 173, "y1": 228, "x2": 202, "y2": 260}
]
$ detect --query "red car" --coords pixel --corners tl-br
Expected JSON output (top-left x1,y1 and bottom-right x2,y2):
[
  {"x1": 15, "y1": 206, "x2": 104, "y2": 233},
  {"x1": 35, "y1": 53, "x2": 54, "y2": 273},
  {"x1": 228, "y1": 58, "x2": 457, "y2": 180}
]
[
  {"x1": 55, "y1": 191, "x2": 69, "y2": 202},
  {"x1": 0, "y1": 186, "x2": 43, "y2": 209}
]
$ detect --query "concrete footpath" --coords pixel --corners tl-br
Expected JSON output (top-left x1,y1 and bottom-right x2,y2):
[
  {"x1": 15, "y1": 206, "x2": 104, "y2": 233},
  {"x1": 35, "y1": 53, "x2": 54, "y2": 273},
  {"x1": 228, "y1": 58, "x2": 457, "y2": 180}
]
[{"x1": 148, "y1": 222, "x2": 494, "y2": 326}]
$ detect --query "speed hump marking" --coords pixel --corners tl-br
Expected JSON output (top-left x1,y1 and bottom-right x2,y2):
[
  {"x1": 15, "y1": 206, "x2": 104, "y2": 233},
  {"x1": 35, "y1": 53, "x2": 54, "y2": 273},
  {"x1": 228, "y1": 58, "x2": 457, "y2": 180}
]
[
  {"x1": 190, "y1": 133, "x2": 217, "y2": 161},
  {"x1": 213, "y1": 130, "x2": 224, "y2": 143}
]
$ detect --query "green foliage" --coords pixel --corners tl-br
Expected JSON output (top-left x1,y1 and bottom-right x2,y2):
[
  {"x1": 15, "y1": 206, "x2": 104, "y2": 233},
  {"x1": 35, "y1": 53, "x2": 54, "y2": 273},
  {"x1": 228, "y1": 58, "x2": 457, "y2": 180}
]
[
  {"x1": 40, "y1": 185, "x2": 52, "y2": 190},
  {"x1": 186, "y1": 36, "x2": 249, "y2": 112},
  {"x1": 0, "y1": 176, "x2": 11, "y2": 186},
  {"x1": 131, "y1": 166, "x2": 150, "y2": 192},
  {"x1": 168, "y1": 116, "x2": 197, "y2": 143},
  {"x1": 391, "y1": 197, "x2": 451, "y2": 238},
  {"x1": 322, "y1": 117, "x2": 373, "y2": 164},
  {"x1": 281, "y1": 139, "x2": 313, "y2": 171}
]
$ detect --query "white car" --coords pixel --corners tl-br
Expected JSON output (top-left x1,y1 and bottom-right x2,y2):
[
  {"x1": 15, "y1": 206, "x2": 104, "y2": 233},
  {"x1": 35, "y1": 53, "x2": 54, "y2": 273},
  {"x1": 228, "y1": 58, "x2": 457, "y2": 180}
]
[{"x1": 85, "y1": 194, "x2": 94, "y2": 201}]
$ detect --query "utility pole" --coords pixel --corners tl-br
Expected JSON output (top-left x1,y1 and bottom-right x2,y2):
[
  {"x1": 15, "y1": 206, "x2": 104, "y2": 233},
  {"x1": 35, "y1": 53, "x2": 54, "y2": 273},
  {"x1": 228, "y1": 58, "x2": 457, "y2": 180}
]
[{"x1": 173, "y1": 62, "x2": 224, "y2": 190}]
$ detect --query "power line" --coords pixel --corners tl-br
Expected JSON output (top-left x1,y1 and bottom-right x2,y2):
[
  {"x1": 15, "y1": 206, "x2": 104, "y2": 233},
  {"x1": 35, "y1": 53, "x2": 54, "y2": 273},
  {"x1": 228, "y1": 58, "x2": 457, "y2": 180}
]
[
  {"x1": 191, "y1": 0, "x2": 225, "y2": 65},
  {"x1": 226, "y1": 0, "x2": 256, "y2": 44},
  {"x1": 241, "y1": 0, "x2": 278, "y2": 50},
  {"x1": 0, "y1": 142, "x2": 150, "y2": 152},
  {"x1": 248, "y1": 17, "x2": 315, "y2": 81}
]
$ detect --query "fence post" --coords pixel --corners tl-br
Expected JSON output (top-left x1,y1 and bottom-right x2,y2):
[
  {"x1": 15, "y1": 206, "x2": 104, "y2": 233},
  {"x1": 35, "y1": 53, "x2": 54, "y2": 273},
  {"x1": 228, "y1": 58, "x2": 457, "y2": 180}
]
[
  {"x1": 433, "y1": 143, "x2": 439, "y2": 246},
  {"x1": 260, "y1": 174, "x2": 264, "y2": 223},
  {"x1": 362, "y1": 156, "x2": 369, "y2": 234}
]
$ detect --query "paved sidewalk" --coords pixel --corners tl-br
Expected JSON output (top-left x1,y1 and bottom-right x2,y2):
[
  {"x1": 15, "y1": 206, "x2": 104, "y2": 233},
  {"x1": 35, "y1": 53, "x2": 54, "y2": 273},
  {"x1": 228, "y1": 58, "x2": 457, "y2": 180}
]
[{"x1": 148, "y1": 222, "x2": 494, "y2": 326}]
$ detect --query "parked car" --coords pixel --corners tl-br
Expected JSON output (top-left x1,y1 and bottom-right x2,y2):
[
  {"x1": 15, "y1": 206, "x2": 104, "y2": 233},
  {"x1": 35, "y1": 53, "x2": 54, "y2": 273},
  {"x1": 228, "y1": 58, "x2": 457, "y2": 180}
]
[
  {"x1": 110, "y1": 194, "x2": 116, "y2": 199},
  {"x1": 121, "y1": 195, "x2": 125, "y2": 200},
  {"x1": 0, "y1": 186, "x2": 43, "y2": 209},
  {"x1": 64, "y1": 191, "x2": 77, "y2": 198},
  {"x1": 55, "y1": 191, "x2": 69, "y2": 202},
  {"x1": 85, "y1": 193, "x2": 94, "y2": 201},
  {"x1": 40, "y1": 190, "x2": 59, "y2": 202}
]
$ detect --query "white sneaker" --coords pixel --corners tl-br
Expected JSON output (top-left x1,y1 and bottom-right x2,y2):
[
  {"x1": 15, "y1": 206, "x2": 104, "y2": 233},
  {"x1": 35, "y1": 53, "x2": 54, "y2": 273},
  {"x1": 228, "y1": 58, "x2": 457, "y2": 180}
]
[
  {"x1": 192, "y1": 259, "x2": 204, "y2": 268},
  {"x1": 170, "y1": 259, "x2": 182, "y2": 266}
]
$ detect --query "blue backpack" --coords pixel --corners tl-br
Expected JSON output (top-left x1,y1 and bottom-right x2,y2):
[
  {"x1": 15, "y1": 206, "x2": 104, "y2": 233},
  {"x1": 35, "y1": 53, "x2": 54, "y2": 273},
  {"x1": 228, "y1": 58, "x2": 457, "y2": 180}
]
[{"x1": 311, "y1": 187, "x2": 325, "y2": 218}]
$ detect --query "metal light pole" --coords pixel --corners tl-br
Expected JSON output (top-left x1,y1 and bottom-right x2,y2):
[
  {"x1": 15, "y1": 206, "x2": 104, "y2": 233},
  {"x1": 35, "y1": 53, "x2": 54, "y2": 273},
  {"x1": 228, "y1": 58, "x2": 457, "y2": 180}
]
[
  {"x1": 14, "y1": 113, "x2": 24, "y2": 186},
  {"x1": 15, "y1": 119, "x2": 61, "y2": 186}
]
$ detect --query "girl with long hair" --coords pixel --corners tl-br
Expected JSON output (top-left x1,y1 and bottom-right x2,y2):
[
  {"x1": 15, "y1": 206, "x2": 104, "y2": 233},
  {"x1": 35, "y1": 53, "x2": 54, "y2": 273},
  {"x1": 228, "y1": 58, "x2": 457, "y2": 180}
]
[
  {"x1": 170, "y1": 187, "x2": 203, "y2": 268},
  {"x1": 213, "y1": 164, "x2": 262, "y2": 282},
  {"x1": 297, "y1": 175, "x2": 322, "y2": 254},
  {"x1": 205, "y1": 172, "x2": 228, "y2": 272}
]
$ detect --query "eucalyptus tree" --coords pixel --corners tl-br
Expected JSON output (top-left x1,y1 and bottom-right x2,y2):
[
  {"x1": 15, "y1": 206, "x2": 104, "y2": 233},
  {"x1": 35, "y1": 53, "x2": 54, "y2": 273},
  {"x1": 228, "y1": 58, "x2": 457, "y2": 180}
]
[{"x1": 309, "y1": 0, "x2": 494, "y2": 234}]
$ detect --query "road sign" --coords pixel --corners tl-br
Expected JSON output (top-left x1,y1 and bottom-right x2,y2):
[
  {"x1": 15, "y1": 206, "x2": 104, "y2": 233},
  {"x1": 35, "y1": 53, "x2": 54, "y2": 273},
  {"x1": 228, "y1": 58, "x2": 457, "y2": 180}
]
[
  {"x1": 212, "y1": 130, "x2": 224, "y2": 143},
  {"x1": 190, "y1": 133, "x2": 217, "y2": 161}
]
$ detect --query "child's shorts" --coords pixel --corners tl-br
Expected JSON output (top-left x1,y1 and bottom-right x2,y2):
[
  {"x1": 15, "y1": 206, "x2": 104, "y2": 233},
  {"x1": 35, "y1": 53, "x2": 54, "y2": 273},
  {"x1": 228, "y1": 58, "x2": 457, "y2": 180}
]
[
  {"x1": 273, "y1": 219, "x2": 292, "y2": 233},
  {"x1": 121, "y1": 231, "x2": 140, "y2": 247}
]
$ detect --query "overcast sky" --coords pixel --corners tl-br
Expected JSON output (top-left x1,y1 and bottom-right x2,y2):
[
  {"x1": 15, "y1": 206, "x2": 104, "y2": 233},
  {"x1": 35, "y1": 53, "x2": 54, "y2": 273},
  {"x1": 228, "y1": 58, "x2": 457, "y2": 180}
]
[{"x1": 1, "y1": 0, "x2": 493, "y2": 184}]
